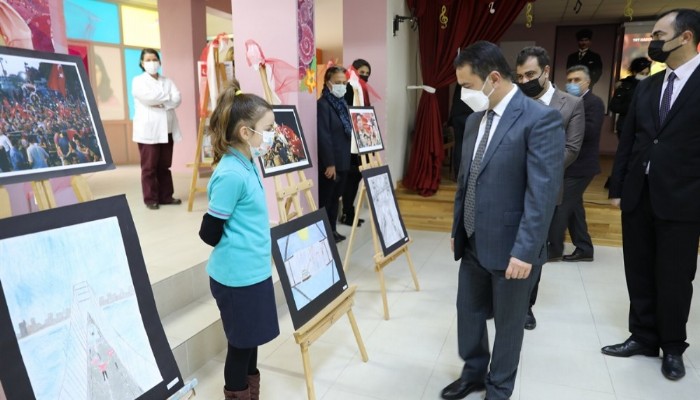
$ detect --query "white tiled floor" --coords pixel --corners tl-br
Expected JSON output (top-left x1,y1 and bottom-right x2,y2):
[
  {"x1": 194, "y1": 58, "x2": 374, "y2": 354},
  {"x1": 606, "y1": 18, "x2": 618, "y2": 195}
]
[
  {"x1": 186, "y1": 233, "x2": 700, "y2": 400},
  {"x1": 85, "y1": 166, "x2": 700, "y2": 399}
]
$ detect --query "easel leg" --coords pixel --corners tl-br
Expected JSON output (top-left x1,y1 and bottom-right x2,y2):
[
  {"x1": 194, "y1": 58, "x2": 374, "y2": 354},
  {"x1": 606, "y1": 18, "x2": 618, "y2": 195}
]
[
  {"x1": 0, "y1": 186, "x2": 10, "y2": 218},
  {"x1": 376, "y1": 266, "x2": 390, "y2": 320},
  {"x1": 32, "y1": 180, "x2": 56, "y2": 210},
  {"x1": 346, "y1": 309, "x2": 369, "y2": 362},
  {"x1": 71, "y1": 175, "x2": 93, "y2": 202},
  {"x1": 403, "y1": 248, "x2": 421, "y2": 291},
  {"x1": 343, "y1": 182, "x2": 365, "y2": 270},
  {"x1": 300, "y1": 343, "x2": 316, "y2": 400}
]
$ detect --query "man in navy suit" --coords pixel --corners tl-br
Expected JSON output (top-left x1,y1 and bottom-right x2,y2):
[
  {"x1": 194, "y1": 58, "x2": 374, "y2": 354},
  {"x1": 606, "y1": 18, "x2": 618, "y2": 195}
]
[
  {"x1": 442, "y1": 41, "x2": 564, "y2": 400},
  {"x1": 604, "y1": 9, "x2": 700, "y2": 381}
]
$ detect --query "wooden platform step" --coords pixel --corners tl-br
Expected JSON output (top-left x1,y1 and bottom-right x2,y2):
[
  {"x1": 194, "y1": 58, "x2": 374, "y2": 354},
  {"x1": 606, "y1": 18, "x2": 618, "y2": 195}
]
[{"x1": 395, "y1": 156, "x2": 624, "y2": 247}]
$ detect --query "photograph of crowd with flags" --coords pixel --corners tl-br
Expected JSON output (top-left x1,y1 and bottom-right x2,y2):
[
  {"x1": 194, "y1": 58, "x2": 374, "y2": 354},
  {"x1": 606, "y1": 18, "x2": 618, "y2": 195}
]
[
  {"x1": 0, "y1": 52, "x2": 105, "y2": 178},
  {"x1": 258, "y1": 105, "x2": 312, "y2": 177}
]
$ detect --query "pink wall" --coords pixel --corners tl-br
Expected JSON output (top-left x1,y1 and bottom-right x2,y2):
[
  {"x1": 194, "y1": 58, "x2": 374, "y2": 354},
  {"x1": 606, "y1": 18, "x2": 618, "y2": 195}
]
[
  {"x1": 232, "y1": 0, "x2": 318, "y2": 222},
  {"x1": 342, "y1": 0, "x2": 388, "y2": 154},
  {"x1": 158, "y1": 0, "x2": 207, "y2": 173}
]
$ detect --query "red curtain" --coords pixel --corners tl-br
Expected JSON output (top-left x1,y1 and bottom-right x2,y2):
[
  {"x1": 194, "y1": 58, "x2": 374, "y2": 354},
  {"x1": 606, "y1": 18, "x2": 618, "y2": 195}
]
[{"x1": 403, "y1": 0, "x2": 531, "y2": 196}]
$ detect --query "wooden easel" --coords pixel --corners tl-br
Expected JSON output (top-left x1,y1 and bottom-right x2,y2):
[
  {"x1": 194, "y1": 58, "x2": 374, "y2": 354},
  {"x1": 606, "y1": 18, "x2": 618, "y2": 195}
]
[
  {"x1": 28, "y1": 175, "x2": 93, "y2": 211},
  {"x1": 342, "y1": 152, "x2": 420, "y2": 320},
  {"x1": 257, "y1": 89, "x2": 367, "y2": 400},
  {"x1": 187, "y1": 52, "x2": 228, "y2": 211},
  {"x1": 293, "y1": 285, "x2": 368, "y2": 400}
]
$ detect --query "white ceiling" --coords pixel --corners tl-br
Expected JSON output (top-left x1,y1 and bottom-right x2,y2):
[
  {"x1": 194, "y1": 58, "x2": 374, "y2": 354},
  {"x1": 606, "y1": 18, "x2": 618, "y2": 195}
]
[{"x1": 513, "y1": 0, "x2": 700, "y2": 25}]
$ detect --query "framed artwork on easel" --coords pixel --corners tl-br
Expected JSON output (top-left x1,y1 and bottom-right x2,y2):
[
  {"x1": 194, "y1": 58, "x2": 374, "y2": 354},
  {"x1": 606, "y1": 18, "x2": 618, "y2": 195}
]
[
  {"x1": 0, "y1": 46, "x2": 113, "y2": 186},
  {"x1": 349, "y1": 106, "x2": 384, "y2": 155},
  {"x1": 0, "y1": 196, "x2": 183, "y2": 400},
  {"x1": 271, "y1": 209, "x2": 349, "y2": 330},
  {"x1": 258, "y1": 105, "x2": 312, "y2": 178},
  {"x1": 362, "y1": 165, "x2": 410, "y2": 257}
]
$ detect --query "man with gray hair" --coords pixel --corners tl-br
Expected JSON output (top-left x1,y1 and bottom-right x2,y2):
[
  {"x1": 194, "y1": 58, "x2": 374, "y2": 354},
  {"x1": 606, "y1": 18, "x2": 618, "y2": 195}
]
[{"x1": 548, "y1": 65, "x2": 604, "y2": 264}]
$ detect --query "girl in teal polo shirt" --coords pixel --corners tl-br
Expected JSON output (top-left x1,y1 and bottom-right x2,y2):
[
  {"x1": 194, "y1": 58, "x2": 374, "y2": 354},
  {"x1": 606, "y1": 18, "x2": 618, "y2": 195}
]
[{"x1": 199, "y1": 81, "x2": 278, "y2": 400}]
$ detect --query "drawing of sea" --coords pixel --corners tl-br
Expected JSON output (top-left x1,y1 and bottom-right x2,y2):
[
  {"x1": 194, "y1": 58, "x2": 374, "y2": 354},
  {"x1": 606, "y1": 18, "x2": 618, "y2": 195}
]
[
  {"x1": 0, "y1": 217, "x2": 163, "y2": 399},
  {"x1": 278, "y1": 221, "x2": 339, "y2": 310}
]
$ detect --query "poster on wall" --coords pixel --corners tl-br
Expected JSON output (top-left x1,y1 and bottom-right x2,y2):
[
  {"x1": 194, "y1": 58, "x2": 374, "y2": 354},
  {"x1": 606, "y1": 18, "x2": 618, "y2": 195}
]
[
  {"x1": 0, "y1": 46, "x2": 113, "y2": 186},
  {"x1": 271, "y1": 209, "x2": 348, "y2": 330},
  {"x1": 349, "y1": 106, "x2": 384, "y2": 155},
  {"x1": 362, "y1": 166, "x2": 410, "y2": 256},
  {"x1": 0, "y1": 195, "x2": 183, "y2": 400},
  {"x1": 258, "y1": 105, "x2": 312, "y2": 177},
  {"x1": 1, "y1": 0, "x2": 54, "y2": 52}
]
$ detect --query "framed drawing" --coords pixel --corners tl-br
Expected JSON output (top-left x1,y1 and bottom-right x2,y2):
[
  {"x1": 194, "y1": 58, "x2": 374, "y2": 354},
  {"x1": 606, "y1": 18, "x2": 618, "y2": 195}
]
[
  {"x1": 349, "y1": 106, "x2": 384, "y2": 155},
  {"x1": 0, "y1": 196, "x2": 183, "y2": 400},
  {"x1": 362, "y1": 166, "x2": 410, "y2": 256},
  {"x1": 0, "y1": 46, "x2": 114, "y2": 186},
  {"x1": 271, "y1": 209, "x2": 348, "y2": 330},
  {"x1": 258, "y1": 105, "x2": 312, "y2": 177}
]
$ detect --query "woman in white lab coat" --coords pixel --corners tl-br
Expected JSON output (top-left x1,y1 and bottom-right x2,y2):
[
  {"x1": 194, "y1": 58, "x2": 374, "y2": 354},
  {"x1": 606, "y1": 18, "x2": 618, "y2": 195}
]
[{"x1": 132, "y1": 48, "x2": 182, "y2": 210}]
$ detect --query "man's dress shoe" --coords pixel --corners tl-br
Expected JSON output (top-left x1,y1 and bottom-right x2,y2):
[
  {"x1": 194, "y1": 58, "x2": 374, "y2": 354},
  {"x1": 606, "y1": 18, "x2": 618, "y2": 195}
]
[
  {"x1": 524, "y1": 308, "x2": 536, "y2": 330},
  {"x1": 562, "y1": 249, "x2": 594, "y2": 262},
  {"x1": 440, "y1": 379, "x2": 485, "y2": 400},
  {"x1": 661, "y1": 354, "x2": 685, "y2": 380},
  {"x1": 601, "y1": 338, "x2": 659, "y2": 357}
]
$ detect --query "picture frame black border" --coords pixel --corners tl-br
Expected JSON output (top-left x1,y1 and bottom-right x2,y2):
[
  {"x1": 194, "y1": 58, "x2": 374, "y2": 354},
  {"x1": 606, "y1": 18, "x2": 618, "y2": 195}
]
[
  {"x1": 270, "y1": 209, "x2": 348, "y2": 331},
  {"x1": 0, "y1": 195, "x2": 183, "y2": 400},
  {"x1": 258, "y1": 105, "x2": 313, "y2": 178},
  {"x1": 362, "y1": 165, "x2": 410, "y2": 257},
  {"x1": 0, "y1": 46, "x2": 114, "y2": 186},
  {"x1": 348, "y1": 106, "x2": 385, "y2": 155}
]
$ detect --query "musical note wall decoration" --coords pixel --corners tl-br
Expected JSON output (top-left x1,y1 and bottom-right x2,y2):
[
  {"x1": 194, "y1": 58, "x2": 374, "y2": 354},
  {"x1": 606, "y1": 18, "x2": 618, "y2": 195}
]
[
  {"x1": 525, "y1": 2, "x2": 533, "y2": 28},
  {"x1": 624, "y1": 0, "x2": 634, "y2": 21},
  {"x1": 574, "y1": 0, "x2": 583, "y2": 14},
  {"x1": 440, "y1": 5, "x2": 448, "y2": 29}
]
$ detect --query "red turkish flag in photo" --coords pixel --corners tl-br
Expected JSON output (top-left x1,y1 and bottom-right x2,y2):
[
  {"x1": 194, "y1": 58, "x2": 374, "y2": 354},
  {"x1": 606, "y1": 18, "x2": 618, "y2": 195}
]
[{"x1": 47, "y1": 64, "x2": 66, "y2": 97}]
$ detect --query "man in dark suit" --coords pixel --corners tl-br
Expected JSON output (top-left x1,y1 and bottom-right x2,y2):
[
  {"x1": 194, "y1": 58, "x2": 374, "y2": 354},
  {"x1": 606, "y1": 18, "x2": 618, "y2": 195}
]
[
  {"x1": 566, "y1": 29, "x2": 603, "y2": 86},
  {"x1": 604, "y1": 9, "x2": 700, "y2": 381},
  {"x1": 548, "y1": 65, "x2": 604, "y2": 264},
  {"x1": 442, "y1": 41, "x2": 564, "y2": 400},
  {"x1": 514, "y1": 46, "x2": 586, "y2": 330}
]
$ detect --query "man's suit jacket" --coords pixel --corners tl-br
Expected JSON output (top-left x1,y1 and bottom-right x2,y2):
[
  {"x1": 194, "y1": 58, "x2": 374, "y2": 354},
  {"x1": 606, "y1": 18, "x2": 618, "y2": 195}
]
[
  {"x1": 566, "y1": 90, "x2": 604, "y2": 177},
  {"x1": 317, "y1": 95, "x2": 352, "y2": 171},
  {"x1": 610, "y1": 64, "x2": 700, "y2": 222},
  {"x1": 567, "y1": 49, "x2": 603, "y2": 85},
  {"x1": 550, "y1": 88, "x2": 585, "y2": 168},
  {"x1": 452, "y1": 89, "x2": 565, "y2": 269}
]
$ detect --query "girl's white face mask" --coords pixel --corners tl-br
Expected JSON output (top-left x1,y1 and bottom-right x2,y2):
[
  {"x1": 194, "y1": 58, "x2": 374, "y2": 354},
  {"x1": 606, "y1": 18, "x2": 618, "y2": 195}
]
[{"x1": 248, "y1": 128, "x2": 275, "y2": 158}]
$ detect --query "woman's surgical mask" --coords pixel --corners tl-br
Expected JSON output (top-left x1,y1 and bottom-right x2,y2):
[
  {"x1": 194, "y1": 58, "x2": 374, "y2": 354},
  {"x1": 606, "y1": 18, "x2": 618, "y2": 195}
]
[
  {"x1": 331, "y1": 84, "x2": 347, "y2": 98},
  {"x1": 248, "y1": 128, "x2": 275, "y2": 158},
  {"x1": 143, "y1": 61, "x2": 160, "y2": 75},
  {"x1": 635, "y1": 73, "x2": 648, "y2": 81},
  {"x1": 460, "y1": 80, "x2": 494, "y2": 112}
]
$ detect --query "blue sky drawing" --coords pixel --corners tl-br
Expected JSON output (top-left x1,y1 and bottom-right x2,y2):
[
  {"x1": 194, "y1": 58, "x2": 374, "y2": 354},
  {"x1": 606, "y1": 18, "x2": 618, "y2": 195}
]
[{"x1": 0, "y1": 217, "x2": 162, "y2": 399}]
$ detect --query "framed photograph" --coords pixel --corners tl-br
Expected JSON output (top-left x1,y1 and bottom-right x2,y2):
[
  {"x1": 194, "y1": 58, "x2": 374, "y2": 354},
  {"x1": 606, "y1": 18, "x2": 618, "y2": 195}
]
[
  {"x1": 349, "y1": 106, "x2": 384, "y2": 155},
  {"x1": 258, "y1": 105, "x2": 312, "y2": 178},
  {"x1": 362, "y1": 166, "x2": 410, "y2": 256},
  {"x1": 0, "y1": 46, "x2": 114, "y2": 186},
  {"x1": 271, "y1": 209, "x2": 348, "y2": 330},
  {"x1": 0, "y1": 196, "x2": 183, "y2": 400}
]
